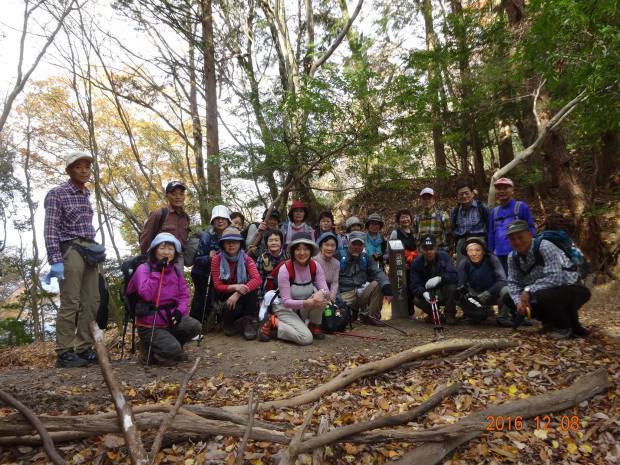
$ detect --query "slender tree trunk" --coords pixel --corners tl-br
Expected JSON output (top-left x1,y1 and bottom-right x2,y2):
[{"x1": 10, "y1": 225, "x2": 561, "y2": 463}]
[
  {"x1": 23, "y1": 118, "x2": 41, "y2": 341},
  {"x1": 189, "y1": 32, "x2": 209, "y2": 223},
  {"x1": 421, "y1": 0, "x2": 447, "y2": 175},
  {"x1": 497, "y1": 120, "x2": 515, "y2": 167},
  {"x1": 201, "y1": 0, "x2": 221, "y2": 202},
  {"x1": 596, "y1": 129, "x2": 620, "y2": 188}
]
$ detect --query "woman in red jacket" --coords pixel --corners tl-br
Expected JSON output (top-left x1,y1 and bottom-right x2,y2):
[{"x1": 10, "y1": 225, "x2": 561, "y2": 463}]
[{"x1": 210, "y1": 227, "x2": 262, "y2": 339}]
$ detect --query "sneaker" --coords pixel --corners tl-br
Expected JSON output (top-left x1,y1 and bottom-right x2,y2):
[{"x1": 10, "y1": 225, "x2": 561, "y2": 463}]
[
  {"x1": 56, "y1": 351, "x2": 89, "y2": 368},
  {"x1": 77, "y1": 348, "x2": 98, "y2": 364},
  {"x1": 243, "y1": 319, "x2": 258, "y2": 341},
  {"x1": 573, "y1": 324, "x2": 590, "y2": 337},
  {"x1": 550, "y1": 328, "x2": 573, "y2": 340},
  {"x1": 259, "y1": 315, "x2": 278, "y2": 342},
  {"x1": 308, "y1": 323, "x2": 325, "y2": 340}
]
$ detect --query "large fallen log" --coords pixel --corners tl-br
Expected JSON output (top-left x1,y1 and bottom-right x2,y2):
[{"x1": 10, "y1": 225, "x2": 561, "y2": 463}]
[
  {"x1": 226, "y1": 338, "x2": 515, "y2": 412},
  {"x1": 392, "y1": 367, "x2": 610, "y2": 465}
]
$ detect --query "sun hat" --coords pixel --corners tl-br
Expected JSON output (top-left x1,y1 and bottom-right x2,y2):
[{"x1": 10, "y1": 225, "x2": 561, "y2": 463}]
[
  {"x1": 149, "y1": 232, "x2": 182, "y2": 253},
  {"x1": 219, "y1": 227, "x2": 245, "y2": 245},
  {"x1": 287, "y1": 231, "x2": 319, "y2": 256},
  {"x1": 210, "y1": 205, "x2": 232, "y2": 225}
]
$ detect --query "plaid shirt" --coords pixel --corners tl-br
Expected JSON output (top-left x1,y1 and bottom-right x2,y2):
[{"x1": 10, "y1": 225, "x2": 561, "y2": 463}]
[
  {"x1": 507, "y1": 239, "x2": 579, "y2": 305},
  {"x1": 451, "y1": 200, "x2": 488, "y2": 238},
  {"x1": 44, "y1": 181, "x2": 95, "y2": 264},
  {"x1": 414, "y1": 208, "x2": 452, "y2": 248}
]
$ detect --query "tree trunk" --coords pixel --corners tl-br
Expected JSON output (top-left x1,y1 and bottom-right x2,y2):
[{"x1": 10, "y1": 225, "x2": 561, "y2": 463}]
[
  {"x1": 189, "y1": 33, "x2": 209, "y2": 224},
  {"x1": 596, "y1": 129, "x2": 620, "y2": 188},
  {"x1": 201, "y1": 0, "x2": 221, "y2": 203},
  {"x1": 421, "y1": 0, "x2": 447, "y2": 175},
  {"x1": 497, "y1": 120, "x2": 514, "y2": 167}
]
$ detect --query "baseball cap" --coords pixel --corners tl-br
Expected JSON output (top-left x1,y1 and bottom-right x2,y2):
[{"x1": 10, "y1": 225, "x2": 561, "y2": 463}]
[
  {"x1": 421, "y1": 235, "x2": 436, "y2": 248},
  {"x1": 419, "y1": 187, "x2": 435, "y2": 197},
  {"x1": 65, "y1": 151, "x2": 93, "y2": 168},
  {"x1": 507, "y1": 220, "x2": 530, "y2": 235},
  {"x1": 494, "y1": 177, "x2": 514, "y2": 187},
  {"x1": 348, "y1": 231, "x2": 366, "y2": 244},
  {"x1": 165, "y1": 181, "x2": 187, "y2": 193}
]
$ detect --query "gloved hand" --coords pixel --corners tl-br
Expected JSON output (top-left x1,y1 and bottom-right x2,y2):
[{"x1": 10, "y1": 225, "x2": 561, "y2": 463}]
[
  {"x1": 477, "y1": 291, "x2": 492, "y2": 305},
  {"x1": 45, "y1": 263, "x2": 65, "y2": 284},
  {"x1": 425, "y1": 276, "x2": 442, "y2": 290},
  {"x1": 423, "y1": 291, "x2": 431, "y2": 303},
  {"x1": 169, "y1": 309, "x2": 183, "y2": 328},
  {"x1": 155, "y1": 257, "x2": 169, "y2": 272}
]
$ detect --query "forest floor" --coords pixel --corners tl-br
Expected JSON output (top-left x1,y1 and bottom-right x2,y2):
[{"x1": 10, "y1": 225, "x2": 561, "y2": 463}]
[{"x1": 0, "y1": 280, "x2": 618, "y2": 465}]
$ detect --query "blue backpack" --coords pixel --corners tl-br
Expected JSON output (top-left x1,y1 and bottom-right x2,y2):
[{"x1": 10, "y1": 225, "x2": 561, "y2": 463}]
[
  {"x1": 339, "y1": 252, "x2": 370, "y2": 272},
  {"x1": 511, "y1": 230, "x2": 589, "y2": 279}
]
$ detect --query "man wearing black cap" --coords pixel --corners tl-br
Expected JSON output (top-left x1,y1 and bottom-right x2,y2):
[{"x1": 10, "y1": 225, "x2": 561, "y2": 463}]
[
  {"x1": 506, "y1": 220, "x2": 590, "y2": 339},
  {"x1": 409, "y1": 235, "x2": 458, "y2": 324},
  {"x1": 139, "y1": 181, "x2": 191, "y2": 265}
]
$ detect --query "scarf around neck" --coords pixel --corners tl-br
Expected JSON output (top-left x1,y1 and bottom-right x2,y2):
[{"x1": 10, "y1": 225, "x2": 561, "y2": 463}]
[{"x1": 220, "y1": 250, "x2": 249, "y2": 284}]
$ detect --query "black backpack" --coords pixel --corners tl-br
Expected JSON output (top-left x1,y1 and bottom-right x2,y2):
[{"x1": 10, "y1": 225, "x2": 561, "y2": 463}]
[
  {"x1": 120, "y1": 255, "x2": 147, "y2": 357},
  {"x1": 96, "y1": 273, "x2": 109, "y2": 330}
]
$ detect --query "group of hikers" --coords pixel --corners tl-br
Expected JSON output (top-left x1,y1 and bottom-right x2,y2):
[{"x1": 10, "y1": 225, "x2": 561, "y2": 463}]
[{"x1": 44, "y1": 151, "x2": 592, "y2": 367}]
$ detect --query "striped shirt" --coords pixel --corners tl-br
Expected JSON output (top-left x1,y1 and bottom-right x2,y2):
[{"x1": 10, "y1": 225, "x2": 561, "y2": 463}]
[
  {"x1": 507, "y1": 239, "x2": 579, "y2": 305},
  {"x1": 44, "y1": 181, "x2": 95, "y2": 264}
]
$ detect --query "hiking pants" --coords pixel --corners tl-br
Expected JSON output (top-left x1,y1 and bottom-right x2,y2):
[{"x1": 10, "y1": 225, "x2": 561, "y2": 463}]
[
  {"x1": 57, "y1": 240, "x2": 100, "y2": 354},
  {"x1": 138, "y1": 316, "x2": 201, "y2": 361},
  {"x1": 272, "y1": 307, "x2": 323, "y2": 346},
  {"x1": 190, "y1": 272, "x2": 212, "y2": 321},
  {"x1": 215, "y1": 290, "x2": 259, "y2": 325},
  {"x1": 531, "y1": 284, "x2": 590, "y2": 330},
  {"x1": 340, "y1": 281, "x2": 383, "y2": 320},
  {"x1": 413, "y1": 283, "x2": 457, "y2": 318}
]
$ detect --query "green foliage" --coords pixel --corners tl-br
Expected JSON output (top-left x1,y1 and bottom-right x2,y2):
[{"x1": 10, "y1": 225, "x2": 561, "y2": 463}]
[{"x1": 0, "y1": 318, "x2": 33, "y2": 346}]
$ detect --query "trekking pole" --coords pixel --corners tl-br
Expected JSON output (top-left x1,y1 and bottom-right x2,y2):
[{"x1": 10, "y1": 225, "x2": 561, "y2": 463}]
[
  {"x1": 197, "y1": 273, "x2": 212, "y2": 347},
  {"x1": 146, "y1": 262, "x2": 166, "y2": 367},
  {"x1": 430, "y1": 291, "x2": 444, "y2": 340},
  {"x1": 366, "y1": 314, "x2": 409, "y2": 336}
]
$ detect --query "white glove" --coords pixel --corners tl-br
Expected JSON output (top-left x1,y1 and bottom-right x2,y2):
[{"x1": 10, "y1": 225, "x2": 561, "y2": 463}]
[
  {"x1": 425, "y1": 276, "x2": 442, "y2": 290},
  {"x1": 423, "y1": 291, "x2": 431, "y2": 303}
]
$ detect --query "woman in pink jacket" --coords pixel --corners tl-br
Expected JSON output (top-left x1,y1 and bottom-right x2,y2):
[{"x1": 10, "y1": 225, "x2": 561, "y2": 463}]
[{"x1": 127, "y1": 232, "x2": 201, "y2": 365}]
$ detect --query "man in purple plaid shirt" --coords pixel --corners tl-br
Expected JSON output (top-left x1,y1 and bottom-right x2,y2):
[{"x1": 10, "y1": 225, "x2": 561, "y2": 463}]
[{"x1": 44, "y1": 151, "x2": 99, "y2": 368}]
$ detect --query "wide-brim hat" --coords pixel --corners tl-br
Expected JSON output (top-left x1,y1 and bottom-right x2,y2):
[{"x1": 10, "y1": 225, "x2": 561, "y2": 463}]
[
  {"x1": 365, "y1": 212, "x2": 384, "y2": 228},
  {"x1": 211, "y1": 205, "x2": 232, "y2": 225},
  {"x1": 288, "y1": 200, "x2": 309, "y2": 221},
  {"x1": 65, "y1": 151, "x2": 93, "y2": 169},
  {"x1": 345, "y1": 216, "x2": 363, "y2": 232},
  {"x1": 287, "y1": 231, "x2": 319, "y2": 256},
  {"x1": 461, "y1": 237, "x2": 488, "y2": 255},
  {"x1": 149, "y1": 232, "x2": 182, "y2": 253},
  {"x1": 219, "y1": 226, "x2": 245, "y2": 244}
]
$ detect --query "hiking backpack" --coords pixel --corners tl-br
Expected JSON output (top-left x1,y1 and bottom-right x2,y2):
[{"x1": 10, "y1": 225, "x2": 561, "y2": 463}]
[
  {"x1": 119, "y1": 255, "x2": 147, "y2": 357},
  {"x1": 321, "y1": 301, "x2": 351, "y2": 333},
  {"x1": 510, "y1": 230, "x2": 590, "y2": 279},
  {"x1": 264, "y1": 259, "x2": 318, "y2": 292},
  {"x1": 451, "y1": 202, "x2": 489, "y2": 234},
  {"x1": 492, "y1": 201, "x2": 522, "y2": 226}
]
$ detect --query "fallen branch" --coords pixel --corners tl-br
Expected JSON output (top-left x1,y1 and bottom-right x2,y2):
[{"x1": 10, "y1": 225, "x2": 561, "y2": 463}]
[
  {"x1": 91, "y1": 322, "x2": 148, "y2": 465},
  {"x1": 293, "y1": 382, "x2": 460, "y2": 455},
  {"x1": 226, "y1": 338, "x2": 515, "y2": 412},
  {"x1": 312, "y1": 416, "x2": 329, "y2": 465},
  {"x1": 236, "y1": 391, "x2": 257, "y2": 465},
  {"x1": 279, "y1": 403, "x2": 317, "y2": 465},
  {"x1": 150, "y1": 357, "x2": 201, "y2": 460},
  {"x1": 392, "y1": 367, "x2": 610, "y2": 465},
  {"x1": 402, "y1": 343, "x2": 487, "y2": 370},
  {"x1": 0, "y1": 390, "x2": 67, "y2": 465}
]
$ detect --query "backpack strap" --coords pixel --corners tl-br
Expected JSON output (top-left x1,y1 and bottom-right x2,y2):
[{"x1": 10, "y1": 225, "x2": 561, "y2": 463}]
[
  {"x1": 450, "y1": 205, "x2": 460, "y2": 230},
  {"x1": 156, "y1": 207, "x2": 169, "y2": 235},
  {"x1": 478, "y1": 202, "x2": 488, "y2": 226},
  {"x1": 284, "y1": 259, "x2": 296, "y2": 284}
]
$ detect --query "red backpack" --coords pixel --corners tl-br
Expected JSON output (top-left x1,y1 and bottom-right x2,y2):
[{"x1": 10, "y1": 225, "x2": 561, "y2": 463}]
[{"x1": 264, "y1": 259, "x2": 317, "y2": 292}]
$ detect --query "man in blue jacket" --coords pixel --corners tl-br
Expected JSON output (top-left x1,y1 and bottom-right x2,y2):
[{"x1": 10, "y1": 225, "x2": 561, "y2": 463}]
[
  {"x1": 488, "y1": 178, "x2": 536, "y2": 273},
  {"x1": 409, "y1": 235, "x2": 458, "y2": 324}
]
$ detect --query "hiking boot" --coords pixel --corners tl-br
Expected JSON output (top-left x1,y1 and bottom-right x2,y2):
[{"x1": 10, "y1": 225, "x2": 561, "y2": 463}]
[
  {"x1": 77, "y1": 348, "x2": 98, "y2": 364},
  {"x1": 243, "y1": 319, "x2": 258, "y2": 341},
  {"x1": 573, "y1": 324, "x2": 590, "y2": 337},
  {"x1": 141, "y1": 351, "x2": 178, "y2": 366},
  {"x1": 308, "y1": 323, "x2": 325, "y2": 340},
  {"x1": 56, "y1": 351, "x2": 89, "y2": 368},
  {"x1": 550, "y1": 328, "x2": 573, "y2": 340},
  {"x1": 259, "y1": 315, "x2": 278, "y2": 342},
  {"x1": 222, "y1": 318, "x2": 238, "y2": 337}
]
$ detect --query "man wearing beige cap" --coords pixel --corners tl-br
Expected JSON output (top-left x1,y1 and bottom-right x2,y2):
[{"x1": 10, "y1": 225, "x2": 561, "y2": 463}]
[
  {"x1": 44, "y1": 151, "x2": 102, "y2": 368},
  {"x1": 488, "y1": 178, "x2": 536, "y2": 273}
]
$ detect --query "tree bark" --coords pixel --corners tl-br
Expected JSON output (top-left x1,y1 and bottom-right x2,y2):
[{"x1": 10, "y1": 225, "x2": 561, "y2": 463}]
[
  {"x1": 497, "y1": 120, "x2": 515, "y2": 167},
  {"x1": 201, "y1": 0, "x2": 221, "y2": 202},
  {"x1": 596, "y1": 129, "x2": 620, "y2": 188}
]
